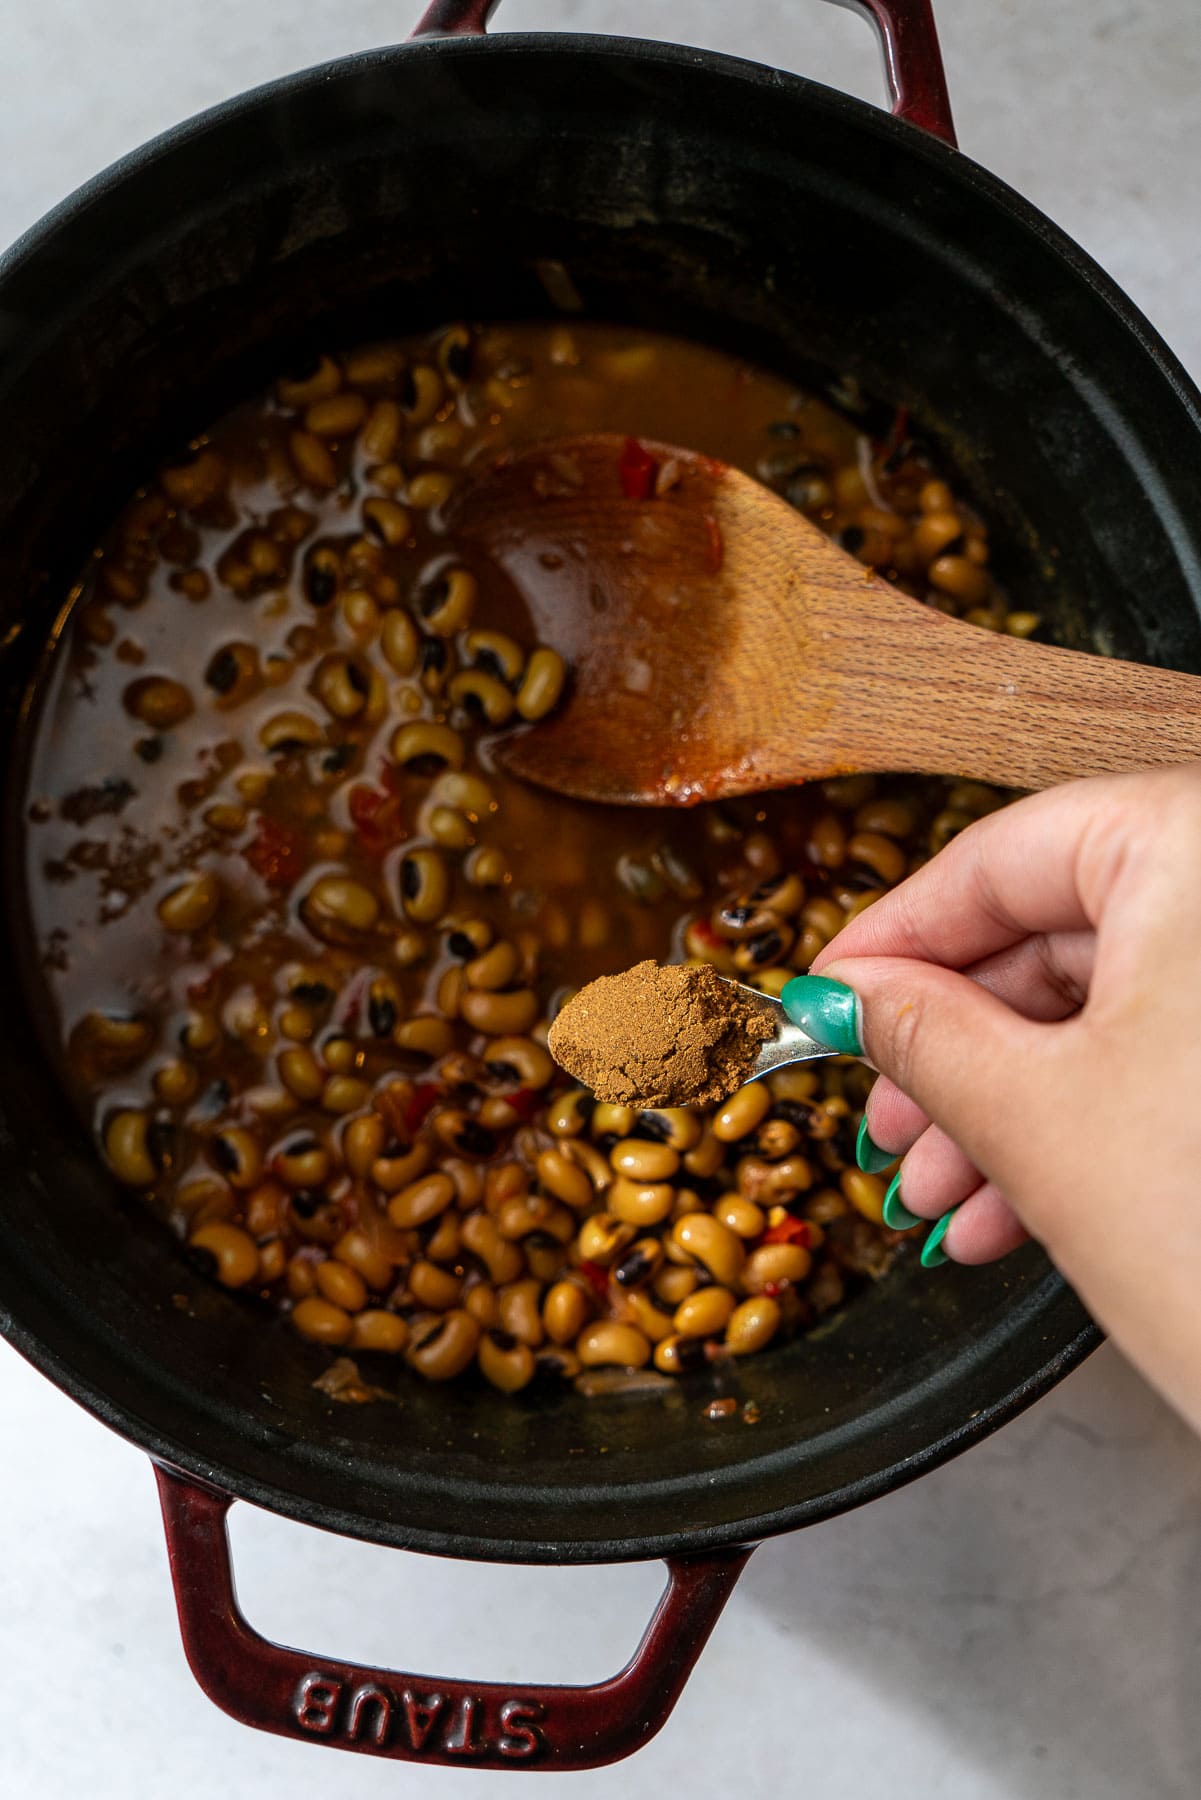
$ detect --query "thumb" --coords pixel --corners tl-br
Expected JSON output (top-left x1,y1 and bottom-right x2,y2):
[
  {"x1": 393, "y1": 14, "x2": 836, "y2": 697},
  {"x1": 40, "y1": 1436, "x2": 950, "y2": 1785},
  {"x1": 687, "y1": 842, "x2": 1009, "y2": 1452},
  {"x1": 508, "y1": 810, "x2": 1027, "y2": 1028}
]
[{"x1": 781, "y1": 963, "x2": 1055, "y2": 1181}]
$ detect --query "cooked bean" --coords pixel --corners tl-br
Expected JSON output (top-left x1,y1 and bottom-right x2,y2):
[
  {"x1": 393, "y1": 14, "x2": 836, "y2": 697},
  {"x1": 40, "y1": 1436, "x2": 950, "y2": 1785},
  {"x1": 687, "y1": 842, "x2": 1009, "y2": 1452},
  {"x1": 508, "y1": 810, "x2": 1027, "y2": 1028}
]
[
  {"x1": 210, "y1": 1127, "x2": 263, "y2": 1190},
  {"x1": 497, "y1": 1277, "x2": 545, "y2": 1347},
  {"x1": 608, "y1": 1176, "x2": 675, "y2": 1228},
  {"x1": 157, "y1": 872, "x2": 220, "y2": 933},
  {"x1": 577, "y1": 1212, "x2": 635, "y2": 1265},
  {"x1": 673, "y1": 1286, "x2": 736, "y2": 1338},
  {"x1": 543, "y1": 1279, "x2": 591, "y2": 1345},
  {"x1": 387, "y1": 1172, "x2": 456, "y2": 1230},
  {"x1": 516, "y1": 647, "x2": 566, "y2": 721},
  {"x1": 315, "y1": 1258, "x2": 368, "y2": 1312},
  {"x1": 725, "y1": 1295, "x2": 781, "y2": 1356},
  {"x1": 545, "y1": 1087, "x2": 594, "y2": 1137},
  {"x1": 409, "y1": 1259, "x2": 463, "y2": 1310},
  {"x1": 653, "y1": 1264, "x2": 699, "y2": 1307},
  {"x1": 612, "y1": 1238, "x2": 663, "y2": 1289},
  {"x1": 400, "y1": 848, "x2": 450, "y2": 924},
  {"x1": 459, "y1": 988, "x2": 539, "y2": 1035},
  {"x1": 929, "y1": 553, "x2": 990, "y2": 605},
  {"x1": 351, "y1": 1310, "x2": 409, "y2": 1354},
  {"x1": 188, "y1": 1221, "x2": 259, "y2": 1288},
  {"x1": 391, "y1": 721, "x2": 464, "y2": 771},
  {"x1": 302, "y1": 875, "x2": 379, "y2": 941},
  {"x1": 322, "y1": 1074, "x2": 370, "y2": 1114},
  {"x1": 654, "y1": 1334, "x2": 708, "y2": 1375},
  {"x1": 125, "y1": 676, "x2": 193, "y2": 729},
  {"x1": 463, "y1": 1283, "x2": 500, "y2": 1328},
  {"x1": 465, "y1": 628, "x2": 525, "y2": 684},
  {"x1": 576, "y1": 1321, "x2": 650, "y2": 1370},
  {"x1": 672, "y1": 1213, "x2": 746, "y2": 1286},
  {"x1": 292, "y1": 1295, "x2": 353, "y2": 1345},
  {"x1": 713, "y1": 1193, "x2": 766, "y2": 1238},
  {"x1": 420, "y1": 568, "x2": 477, "y2": 635},
  {"x1": 408, "y1": 470, "x2": 455, "y2": 510},
  {"x1": 479, "y1": 1330, "x2": 536, "y2": 1393},
  {"x1": 460, "y1": 1210, "x2": 525, "y2": 1285},
  {"x1": 381, "y1": 610, "x2": 420, "y2": 674},
  {"x1": 290, "y1": 429, "x2": 337, "y2": 489},
  {"x1": 400, "y1": 364, "x2": 443, "y2": 424},
  {"x1": 278, "y1": 1046, "x2": 324, "y2": 1101},
  {"x1": 273, "y1": 1137, "x2": 330, "y2": 1188},
  {"x1": 449, "y1": 668, "x2": 515, "y2": 725},
  {"x1": 536, "y1": 1147, "x2": 593, "y2": 1211},
  {"x1": 847, "y1": 831, "x2": 907, "y2": 885},
  {"x1": 841, "y1": 1167, "x2": 887, "y2": 1223},
  {"x1": 465, "y1": 846, "x2": 507, "y2": 888},
  {"x1": 609, "y1": 1138, "x2": 680, "y2": 1183},
  {"x1": 406, "y1": 1310, "x2": 480, "y2": 1380},
  {"x1": 306, "y1": 392, "x2": 367, "y2": 438},
  {"x1": 742, "y1": 1242, "x2": 813, "y2": 1293},
  {"x1": 394, "y1": 1016, "x2": 455, "y2": 1056},
  {"x1": 333, "y1": 1229, "x2": 395, "y2": 1290},
  {"x1": 713, "y1": 1082, "x2": 771, "y2": 1143},
  {"x1": 484, "y1": 1035, "x2": 554, "y2": 1089}
]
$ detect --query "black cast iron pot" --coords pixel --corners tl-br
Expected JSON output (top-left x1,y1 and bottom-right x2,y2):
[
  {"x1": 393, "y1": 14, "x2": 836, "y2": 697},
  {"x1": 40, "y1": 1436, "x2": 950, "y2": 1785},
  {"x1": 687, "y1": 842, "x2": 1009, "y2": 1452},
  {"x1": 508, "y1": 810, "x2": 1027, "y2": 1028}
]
[{"x1": 1, "y1": 0, "x2": 1198, "y2": 1770}]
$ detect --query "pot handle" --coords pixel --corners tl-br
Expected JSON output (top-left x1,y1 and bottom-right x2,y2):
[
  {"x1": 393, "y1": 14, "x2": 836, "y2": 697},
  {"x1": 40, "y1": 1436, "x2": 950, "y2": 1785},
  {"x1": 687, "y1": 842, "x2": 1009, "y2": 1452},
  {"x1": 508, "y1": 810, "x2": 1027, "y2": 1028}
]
[
  {"x1": 154, "y1": 1464, "x2": 753, "y2": 1771},
  {"x1": 410, "y1": 0, "x2": 957, "y2": 147}
]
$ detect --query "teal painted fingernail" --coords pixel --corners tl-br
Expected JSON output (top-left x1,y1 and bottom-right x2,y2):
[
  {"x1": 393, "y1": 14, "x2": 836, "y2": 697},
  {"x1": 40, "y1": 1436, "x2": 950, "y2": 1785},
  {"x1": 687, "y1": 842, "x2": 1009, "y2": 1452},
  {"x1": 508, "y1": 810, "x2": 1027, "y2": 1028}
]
[
  {"x1": 856, "y1": 1115, "x2": 896, "y2": 1175},
  {"x1": 920, "y1": 1209, "x2": 956, "y2": 1269},
  {"x1": 780, "y1": 975, "x2": 863, "y2": 1056},
  {"x1": 882, "y1": 1171, "x2": 921, "y2": 1230}
]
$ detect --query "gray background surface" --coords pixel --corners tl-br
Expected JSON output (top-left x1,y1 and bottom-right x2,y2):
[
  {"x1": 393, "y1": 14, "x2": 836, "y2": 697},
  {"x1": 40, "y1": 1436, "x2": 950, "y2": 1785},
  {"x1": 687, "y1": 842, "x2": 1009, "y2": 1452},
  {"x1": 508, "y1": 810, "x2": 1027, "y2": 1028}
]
[{"x1": 2, "y1": 3, "x2": 1200, "y2": 1795}]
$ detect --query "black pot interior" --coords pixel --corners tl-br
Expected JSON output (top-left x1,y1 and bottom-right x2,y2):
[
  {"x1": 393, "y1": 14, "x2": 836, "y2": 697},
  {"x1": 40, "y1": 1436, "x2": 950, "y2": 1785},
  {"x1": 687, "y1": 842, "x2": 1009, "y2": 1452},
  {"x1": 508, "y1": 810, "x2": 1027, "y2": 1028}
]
[{"x1": 2, "y1": 36, "x2": 1196, "y2": 1563}]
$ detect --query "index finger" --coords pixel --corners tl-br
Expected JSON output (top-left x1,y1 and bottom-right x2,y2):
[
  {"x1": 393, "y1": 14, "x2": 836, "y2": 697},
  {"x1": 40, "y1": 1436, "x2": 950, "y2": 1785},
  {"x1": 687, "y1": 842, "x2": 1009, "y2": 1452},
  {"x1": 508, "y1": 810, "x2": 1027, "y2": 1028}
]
[{"x1": 811, "y1": 768, "x2": 1168, "y2": 974}]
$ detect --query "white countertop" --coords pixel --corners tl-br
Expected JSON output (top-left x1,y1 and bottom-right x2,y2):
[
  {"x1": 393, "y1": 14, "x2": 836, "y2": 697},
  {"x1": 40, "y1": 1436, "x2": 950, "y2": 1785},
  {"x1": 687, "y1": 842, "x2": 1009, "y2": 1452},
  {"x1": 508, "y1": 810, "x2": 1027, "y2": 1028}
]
[{"x1": 2, "y1": 4, "x2": 1200, "y2": 1796}]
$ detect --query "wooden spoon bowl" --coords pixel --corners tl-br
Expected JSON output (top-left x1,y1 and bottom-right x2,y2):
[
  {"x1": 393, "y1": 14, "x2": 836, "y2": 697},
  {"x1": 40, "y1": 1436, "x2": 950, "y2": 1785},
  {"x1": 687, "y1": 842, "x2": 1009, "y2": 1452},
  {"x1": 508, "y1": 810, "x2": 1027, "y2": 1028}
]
[{"x1": 450, "y1": 433, "x2": 1201, "y2": 806}]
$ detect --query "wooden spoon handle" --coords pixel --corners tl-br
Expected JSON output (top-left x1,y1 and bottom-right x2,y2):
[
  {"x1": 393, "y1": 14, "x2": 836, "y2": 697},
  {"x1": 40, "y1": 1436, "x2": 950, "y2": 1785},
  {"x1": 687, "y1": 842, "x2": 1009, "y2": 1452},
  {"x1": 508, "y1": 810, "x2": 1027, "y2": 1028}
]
[{"x1": 799, "y1": 595, "x2": 1201, "y2": 788}]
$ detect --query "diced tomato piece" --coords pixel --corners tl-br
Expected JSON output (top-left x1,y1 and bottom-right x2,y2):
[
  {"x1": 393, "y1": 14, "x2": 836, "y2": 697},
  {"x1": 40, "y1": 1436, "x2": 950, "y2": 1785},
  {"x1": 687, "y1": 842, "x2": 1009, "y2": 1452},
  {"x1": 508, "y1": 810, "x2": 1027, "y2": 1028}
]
[
  {"x1": 618, "y1": 436, "x2": 658, "y2": 501},
  {"x1": 504, "y1": 1087, "x2": 543, "y2": 1123},
  {"x1": 762, "y1": 1217, "x2": 812, "y2": 1248},
  {"x1": 242, "y1": 815, "x2": 305, "y2": 889},
  {"x1": 578, "y1": 1260, "x2": 610, "y2": 1298},
  {"x1": 404, "y1": 1081, "x2": 441, "y2": 1136},
  {"x1": 349, "y1": 782, "x2": 404, "y2": 855}
]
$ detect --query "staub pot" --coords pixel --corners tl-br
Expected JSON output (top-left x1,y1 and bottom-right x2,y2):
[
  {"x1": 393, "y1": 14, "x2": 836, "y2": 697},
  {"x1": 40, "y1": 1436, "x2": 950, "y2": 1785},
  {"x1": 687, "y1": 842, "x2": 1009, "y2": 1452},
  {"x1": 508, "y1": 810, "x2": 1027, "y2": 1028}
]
[{"x1": 1, "y1": 0, "x2": 1198, "y2": 1771}]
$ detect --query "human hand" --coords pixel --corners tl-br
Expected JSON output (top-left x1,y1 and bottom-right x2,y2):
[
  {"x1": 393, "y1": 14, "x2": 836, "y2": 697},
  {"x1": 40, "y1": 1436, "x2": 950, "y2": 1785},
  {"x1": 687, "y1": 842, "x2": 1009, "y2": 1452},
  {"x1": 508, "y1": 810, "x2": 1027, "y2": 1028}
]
[{"x1": 782, "y1": 768, "x2": 1201, "y2": 1436}]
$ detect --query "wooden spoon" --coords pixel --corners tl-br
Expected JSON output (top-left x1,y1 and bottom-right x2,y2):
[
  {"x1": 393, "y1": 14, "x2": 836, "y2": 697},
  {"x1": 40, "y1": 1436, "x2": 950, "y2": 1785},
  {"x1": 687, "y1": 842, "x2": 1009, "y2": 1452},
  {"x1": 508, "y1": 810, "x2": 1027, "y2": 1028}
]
[{"x1": 450, "y1": 433, "x2": 1201, "y2": 805}]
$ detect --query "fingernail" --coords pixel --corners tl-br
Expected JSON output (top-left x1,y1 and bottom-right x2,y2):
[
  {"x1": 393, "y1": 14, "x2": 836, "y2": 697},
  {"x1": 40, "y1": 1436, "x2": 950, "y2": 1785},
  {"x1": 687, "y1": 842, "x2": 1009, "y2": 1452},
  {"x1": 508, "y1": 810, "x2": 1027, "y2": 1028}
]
[
  {"x1": 856, "y1": 1115, "x2": 896, "y2": 1175},
  {"x1": 780, "y1": 975, "x2": 863, "y2": 1057},
  {"x1": 882, "y1": 1170, "x2": 921, "y2": 1230},
  {"x1": 920, "y1": 1209, "x2": 956, "y2": 1269}
]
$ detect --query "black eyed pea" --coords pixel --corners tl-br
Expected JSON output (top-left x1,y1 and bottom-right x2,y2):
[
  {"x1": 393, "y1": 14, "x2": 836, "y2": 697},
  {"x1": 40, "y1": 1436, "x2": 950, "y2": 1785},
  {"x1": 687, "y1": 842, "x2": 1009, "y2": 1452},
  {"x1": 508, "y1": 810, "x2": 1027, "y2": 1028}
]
[
  {"x1": 289, "y1": 429, "x2": 338, "y2": 490},
  {"x1": 653, "y1": 1263, "x2": 699, "y2": 1307},
  {"x1": 482, "y1": 1035, "x2": 554, "y2": 1090},
  {"x1": 741, "y1": 1242, "x2": 813, "y2": 1294},
  {"x1": 350, "y1": 1310, "x2": 409, "y2": 1354},
  {"x1": 464, "y1": 846, "x2": 507, "y2": 888},
  {"x1": 841, "y1": 1168, "x2": 887, "y2": 1224},
  {"x1": 562, "y1": 1139, "x2": 613, "y2": 1195},
  {"x1": 459, "y1": 988, "x2": 539, "y2": 1035},
  {"x1": 342, "y1": 1112, "x2": 387, "y2": 1178},
  {"x1": 301, "y1": 875, "x2": 379, "y2": 944},
  {"x1": 535, "y1": 1147, "x2": 594, "y2": 1212},
  {"x1": 278, "y1": 1046, "x2": 325, "y2": 1102},
  {"x1": 672, "y1": 1213, "x2": 746, "y2": 1287},
  {"x1": 612, "y1": 1237, "x2": 664, "y2": 1289},
  {"x1": 391, "y1": 720, "x2": 465, "y2": 771},
  {"x1": 725, "y1": 1295, "x2": 782, "y2": 1356},
  {"x1": 745, "y1": 870, "x2": 807, "y2": 917},
  {"x1": 406, "y1": 1308, "x2": 481, "y2": 1381},
  {"x1": 609, "y1": 1138, "x2": 680, "y2": 1183},
  {"x1": 576, "y1": 1321, "x2": 651, "y2": 1371},
  {"x1": 523, "y1": 1234, "x2": 567, "y2": 1285},
  {"x1": 428, "y1": 771, "x2": 496, "y2": 819},
  {"x1": 408, "y1": 1259, "x2": 463, "y2": 1311},
  {"x1": 846, "y1": 830, "x2": 907, "y2": 886},
  {"x1": 312, "y1": 653, "x2": 369, "y2": 719},
  {"x1": 464, "y1": 629, "x2": 525, "y2": 685},
  {"x1": 459, "y1": 1209, "x2": 525, "y2": 1285},
  {"x1": 322, "y1": 1074, "x2": 371, "y2": 1114},
  {"x1": 340, "y1": 588, "x2": 380, "y2": 637},
  {"x1": 305, "y1": 391, "x2": 368, "y2": 438},
  {"x1": 315, "y1": 1258, "x2": 369, "y2": 1313},
  {"x1": 478, "y1": 1329, "x2": 536, "y2": 1394},
  {"x1": 104, "y1": 1109, "x2": 158, "y2": 1186},
  {"x1": 673, "y1": 1285, "x2": 737, "y2": 1338},
  {"x1": 515, "y1": 647, "x2": 567, "y2": 722},
  {"x1": 653, "y1": 1334, "x2": 709, "y2": 1376},
  {"x1": 591, "y1": 1102, "x2": 637, "y2": 1140},
  {"x1": 608, "y1": 1176, "x2": 675, "y2": 1228},
  {"x1": 637, "y1": 1108, "x2": 703, "y2": 1152},
  {"x1": 449, "y1": 668, "x2": 515, "y2": 726},
  {"x1": 321, "y1": 1034, "x2": 358, "y2": 1074},
  {"x1": 537, "y1": 1346, "x2": 581, "y2": 1381},
  {"x1": 259, "y1": 708, "x2": 325, "y2": 752},
  {"x1": 292, "y1": 1295, "x2": 354, "y2": 1345},
  {"x1": 157, "y1": 871, "x2": 221, "y2": 933},
  {"x1": 621, "y1": 1290, "x2": 675, "y2": 1343},
  {"x1": 394, "y1": 1016, "x2": 455, "y2": 1056},
  {"x1": 399, "y1": 364, "x2": 443, "y2": 425},
  {"x1": 209, "y1": 1127, "x2": 263, "y2": 1190},
  {"x1": 428, "y1": 806, "x2": 475, "y2": 850},
  {"x1": 497, "y1": 1277, "x2": 545, "y2": 1347},
  {"x1": 424, "y1": 1210, "x2": 463, "y2": 1264},
  {"x1": 463, "y1": 1283, "x2": 500, "y2": 1329},
  {"x1": 399, "y1": 848, "x2": 450, "y2": 925},
  {"x1": 160, "y1": 446, "x2": 229, "y2": 506},
  {"x1": 496, "y1": 1192, "x2": 561, "y2": 1241},
  {"x1": 333, "y1": 1228, "x2": 395, "y2": 1291},
  {"x1": 542, "y1": 1278, "x2": 592, "y2": 1346},
  {"x1": 361, "y1": 398, "x2": 402, "y2": 462},
  {"x1": 153, "y1": 1060, "x2": 198, "y2": 1105},
  {"x1": 408, "y1": 470, "x2": 456, "y2": 510},
  {"x1": 386, "y1": 1171, "x2": 456, "y2": 1230},
  {"x1": 713, "y1": 1081, "x2": 771, "y2": 1143},
  {"x1": 124, "y1": 676, "x2": 194, "y2": 730},
  {"x1": 381, "y1": 610, "x2": 420, "y2": 675},
  {"x1": 733, "y1": 925, "x2": 795, "y2": 973},
  {"x1": 683, "y1": 1129, "x2": 725, "y2": 1179},
  {"x1": 544, "y1": 1086, "x2": 594, "y2": 1138},
  {"x1": 272, "y1": 1136, "x2": 330, "y2": 1189},
  {"x1": 576, "y1": 1211, "x2": 635, "y2": 1266},
  {"x1": 437, "y1": 324, "x2": 473, "y2": 385},
  {"x1": 362, "y1": 496, "x2": 411, "y2": 546},
  {"x1": 713, "y1": 1193, "x2": 766, "y2": 1239},
  {"x1": 464, "y1": 936, "x2": 518, "y2": 993},
  {"x1": 277, "y1": 356, "x2": 341, "y2": 409},
  {"x1": 419, "y1": 568, "x2": 477, "y2": 635}
]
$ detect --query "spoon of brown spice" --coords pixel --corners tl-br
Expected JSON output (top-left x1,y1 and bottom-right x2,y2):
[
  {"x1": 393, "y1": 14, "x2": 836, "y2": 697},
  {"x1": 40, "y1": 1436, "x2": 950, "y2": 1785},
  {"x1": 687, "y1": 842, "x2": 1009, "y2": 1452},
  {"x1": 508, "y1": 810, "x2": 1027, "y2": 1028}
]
[
  {"x1": 452, "y1": 433, "x2": 1201, "y2": 806},
  {"x1": 547, "y1": 960, "x2": 834, "y2": 1111}
]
